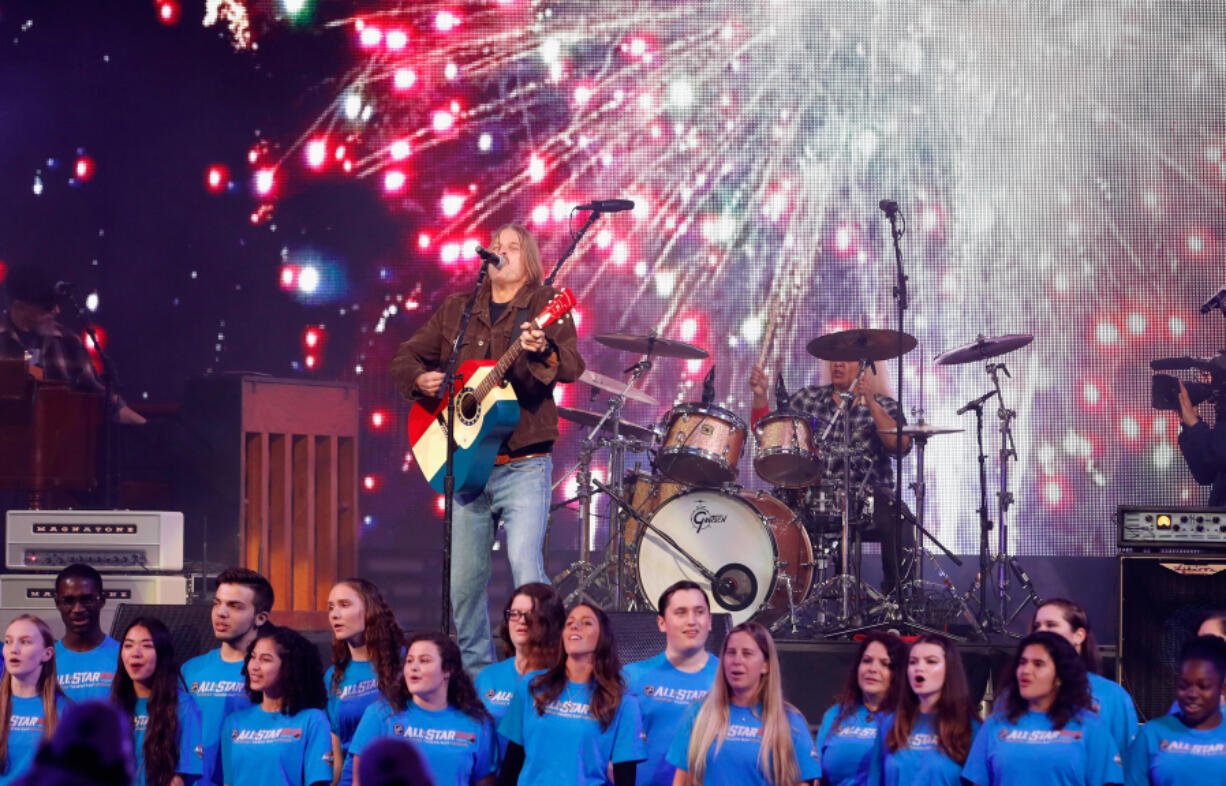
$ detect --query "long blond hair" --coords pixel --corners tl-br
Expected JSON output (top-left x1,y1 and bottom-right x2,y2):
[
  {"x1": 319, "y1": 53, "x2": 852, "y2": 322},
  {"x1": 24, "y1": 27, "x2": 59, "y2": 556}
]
[
  {"x1": 0, "y1": 615, "x2": 62, "y2": 773},
  {"x1": 685, "y1": 622, "x2": 799, "y2": 786},
  {"x1": 490, "y1": 223, "x2": 544, "y2": 287}
]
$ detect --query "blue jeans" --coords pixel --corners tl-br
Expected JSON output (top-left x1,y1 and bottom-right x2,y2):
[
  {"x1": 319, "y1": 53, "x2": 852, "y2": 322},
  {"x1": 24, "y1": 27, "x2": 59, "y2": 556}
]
[{"x1": 451, "y1": 455, "x2": 551, "y2": 674}]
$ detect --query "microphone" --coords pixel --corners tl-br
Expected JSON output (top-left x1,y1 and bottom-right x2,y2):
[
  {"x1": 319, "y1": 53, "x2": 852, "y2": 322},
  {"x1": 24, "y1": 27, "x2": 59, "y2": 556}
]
[
  {"x1": 575, "y1": 199, "x2": 635, "y2": 213},
  {"x1": 54, "y1": 281, "x2": 75, "y2": 296},
  {"x1": 878, "y1": 199, "x2": 900, "y2": 217},
  {"x1": 956, "y1": 390, "x2": 996, "y2": 416},
  {"x1": 1200, "y1": 287, "x2": 1226, "y2": 314},
  {"x1": 1150, "y1": 356, "x2": 1219, "y2": 372},
  {"x1": 474, "y1": 245, "x2": 505, "y2": 270}
]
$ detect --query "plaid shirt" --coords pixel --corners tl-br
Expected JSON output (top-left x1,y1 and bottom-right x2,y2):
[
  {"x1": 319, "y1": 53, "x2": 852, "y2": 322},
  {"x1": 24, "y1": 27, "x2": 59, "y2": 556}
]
[
  {"x1": 0, "y1": 311, "x2": 124, "y2": 409},
  {"x1": 786, "y1": 384, "x2": 908, "y2": 491}
]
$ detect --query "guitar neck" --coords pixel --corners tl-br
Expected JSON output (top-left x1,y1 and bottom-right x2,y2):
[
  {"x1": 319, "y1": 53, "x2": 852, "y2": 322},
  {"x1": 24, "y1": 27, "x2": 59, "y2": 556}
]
[{"x1": 471, "y1": 340, "x2": 527, "y2": 402}]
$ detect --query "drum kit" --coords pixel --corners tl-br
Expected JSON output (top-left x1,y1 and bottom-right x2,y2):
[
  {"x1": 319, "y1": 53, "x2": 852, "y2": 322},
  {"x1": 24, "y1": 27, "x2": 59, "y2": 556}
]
[{"x1": 550, "y1": 325, "x2": 1039, "y2": 640}]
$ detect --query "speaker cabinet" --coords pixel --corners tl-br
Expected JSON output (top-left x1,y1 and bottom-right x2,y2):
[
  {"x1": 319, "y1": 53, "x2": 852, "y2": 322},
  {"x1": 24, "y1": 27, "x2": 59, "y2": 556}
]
[{"x1": 1118, "y1": 555, "x2": 1226, "y2": 720}]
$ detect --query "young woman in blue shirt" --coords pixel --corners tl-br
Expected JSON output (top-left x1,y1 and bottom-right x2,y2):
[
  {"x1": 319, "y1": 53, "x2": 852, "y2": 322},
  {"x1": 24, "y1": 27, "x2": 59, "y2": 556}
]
[
  {"x1": 497, "y1": 602, "x2": 645, "y2": 786},
  {"x1": 1126, "y1": 635, "x2": 1226, "y2": 785},
  {"x1": 326, "y1": 578, "x2": 406, "y2": 786},
  {"x1": 349, "y1": 630, "x2": 497, "y2": 786},
  {"x1": 475, "y1": 582, "x2": 565, "y2": 754},
  {"x1": 871, "y1": 634, "x2": 979, "y2": 786},
  {"x1": 962, "y1": 631, "x2": 1123, "y2": 786},
  {"x1": 0, "y1": 615, "x2": 66, "y2": 786},
  {"x1": 815, "y1": 630, "x2": 908, "y2": 786},
  {"x1": 667, "y1": 621, "x2": 820, "y2": 786},
  {"x1": 221, "y1": 627, "x2": 332, "y2": 786},
  {"x1": 113, "y1": 617, "x2": 204, "y2": 786},
  {"x1": 1032, "y1": 599, "x2": 1138, "y2": 756}
]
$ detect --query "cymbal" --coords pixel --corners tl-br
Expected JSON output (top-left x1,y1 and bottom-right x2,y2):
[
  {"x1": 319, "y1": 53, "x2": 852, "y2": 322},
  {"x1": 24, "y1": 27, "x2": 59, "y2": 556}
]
[
  {"x1": 878, "y1": 424, "x2": 964, "y2": 437},
  {"x1": 806, "y1": 328, "x2": 918, "y2": 362},
  {"x1": 595, "y1": 333, "x2": 709, "y2": 360},
  {"x1": 934, "y1": 334, "x2": 1034, "y2": 366},
  {"x1": 558, "y1": 407, "x2": 656, "y2": 442},
  {"x1": 578, "y1": 369, "x2": 660, "y2": 406}
]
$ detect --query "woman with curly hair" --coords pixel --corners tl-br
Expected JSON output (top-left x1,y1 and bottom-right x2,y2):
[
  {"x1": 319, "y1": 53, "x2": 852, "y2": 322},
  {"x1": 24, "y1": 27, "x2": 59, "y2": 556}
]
[
  {"x1": 870, "y1": 634, "x2": 979, "y2": 786},
  {"x1": 497, "y1": 603, "x2": 645, "y2": 786},
  {"x1": 1032, "y1": 598, "x2": 1138, "y2": 754},
  {"x1": 666, "y1": 621, "x2": 819, "y2": 786},
  {"x1": 326, "y1": 579, "x2": 406, "y2": 786},
  {"x1": 112, "y1": 617, "x2": 204, "y2": 786},
  {"x1": 815, "y1": 630, "x2": 907, "y2": 786},
  {"x1": 222, "y1": 626, "x2": 332, "y2": 786},
  {"x1": 0, "y1": 615, "x2": 66, "y2": 786},
  {"x1": 475, "y1": 583, "x2": 565, "y2": 757},
  {"x1": 962, "y1": 631, "x2": 1123, "y2": 786},
  {"x1": 349, "y1": 631, "x2": 497, "y2": 786}
]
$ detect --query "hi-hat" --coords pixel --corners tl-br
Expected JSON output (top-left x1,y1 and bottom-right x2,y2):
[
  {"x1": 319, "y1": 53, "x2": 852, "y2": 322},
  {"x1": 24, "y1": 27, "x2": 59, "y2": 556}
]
[
  {"x1": 579, "y1": 369, "x2": 660, "y2": 406},
  {"x1": 806, "y1": 328, "x2": 918, "y2": 362},
  {"x1": 935, "y1": 334, "x2": 1034, "y2": 366},
  {"x1": 879, "y1": 424, "x2": 964, "y2": 437},
  {"x1": 595, "y1": 333, "x2": 709, "y2": 360},
  {"x1": 558, "y1": 407, "x2": 656, "y2": 442}
]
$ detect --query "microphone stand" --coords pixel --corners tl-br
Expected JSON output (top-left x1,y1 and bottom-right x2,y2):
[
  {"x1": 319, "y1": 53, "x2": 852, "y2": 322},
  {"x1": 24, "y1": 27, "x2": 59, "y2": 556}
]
[
  {"x1": 438, "y1": 258, "x2": 494, "y2": 633},
  {"x1": 59, "y1": 288, "x2": 118, "y2": 508},
  {"x1": 545, "y1": 210, "x2": 602, "y2": 287}
]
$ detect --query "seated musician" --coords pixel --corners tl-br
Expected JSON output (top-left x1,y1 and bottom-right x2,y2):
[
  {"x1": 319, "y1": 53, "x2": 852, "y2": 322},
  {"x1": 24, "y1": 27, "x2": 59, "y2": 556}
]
[
  {"x1": 0, "y1": 264, "x2": 144, "y2": 424},
  {"x1": 748, "y1": 360, "x2": 912, "y2": 598}
]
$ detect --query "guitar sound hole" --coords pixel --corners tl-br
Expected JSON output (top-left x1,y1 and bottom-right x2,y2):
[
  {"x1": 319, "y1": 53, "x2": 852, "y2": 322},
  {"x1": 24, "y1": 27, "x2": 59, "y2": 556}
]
[{"x1": 459, "y1": 392, "x2": 479, "y2": 420}]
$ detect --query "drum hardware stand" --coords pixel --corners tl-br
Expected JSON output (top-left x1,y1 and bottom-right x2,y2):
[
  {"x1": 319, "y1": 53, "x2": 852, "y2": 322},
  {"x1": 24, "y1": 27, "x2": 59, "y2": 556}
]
[
  {"x1": 960, "y1": 367, "x2": 1041, "y2": 636},
  {"x1": 550, "y1": 353, "x2": 657, "y2": 608}
]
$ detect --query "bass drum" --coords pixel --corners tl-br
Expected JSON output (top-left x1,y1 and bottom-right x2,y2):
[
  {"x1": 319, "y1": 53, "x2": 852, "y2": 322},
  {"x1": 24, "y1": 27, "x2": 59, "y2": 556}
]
[{"x1": 635, "y1": 488, "x2": 812, "y2": 626}]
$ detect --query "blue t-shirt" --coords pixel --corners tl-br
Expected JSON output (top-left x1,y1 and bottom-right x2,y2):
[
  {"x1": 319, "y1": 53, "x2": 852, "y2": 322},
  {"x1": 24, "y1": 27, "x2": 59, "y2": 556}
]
[
  {"x1": 0, "y1": 694, "x2": 69, "y2": 786},
  {"x1": 349, "y1": 699, "x2": 498, "y2": 786},
  {"x1": 1089, "y1": 672, "x2": 1139, "y2": 756},
  {"x1": 498, "y1": 671, "x2": 646, "y2": 786},
  {"x1": 665, "y1": 701, "x2": 821, "y2": 786},
  {"x1": 623, "y1": 651, "x2": 720, "y2": 786},
  {"x1": 816, "y1": 703, "x2": 884, "y2": 786},
  {"x1": 221, "y1": 705, "x2": 333, "y2": 786},
  {"x1": 183, "y1": 649, "x2": 256, "y2": 786},
  {"x1": 325, "y1": 660, "x2": 381, "y2": 786},
  {"x1": 474, "y1": 657, "x2": 521, "y2": 761},
  {"x1": 132, "y1": 692, "x2": 205, "y2": 786},
  {"x1": 54, "y1": 635, "x2": 120, "y2": 702},
  {"x1": 962, "y1": 709, "x2": 1124, "y2": 786},
  {"x1": 871, "y1": 711, "x2": 981, "y2": 786},
  {"x1": 1124, "y1": 713, "x2": 1226, "y2": 786}
]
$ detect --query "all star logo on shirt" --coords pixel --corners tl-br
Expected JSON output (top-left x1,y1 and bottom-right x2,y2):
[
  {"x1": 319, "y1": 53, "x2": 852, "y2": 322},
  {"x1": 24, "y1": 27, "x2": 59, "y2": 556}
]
[
  {"x1": 727, "y1": 724, "x2": 765, "y2": 741},
  {"x1": 909, "y1": 733, "x2": 940, "y2": 749},
  {"x1": 192, "y1": 679, "x2": 246, "y2": 697},
  {"x1": 336, "y1": 678, "x2": 379, "y2": 700},
  {"x1": 642, "y1": 685, "x2": 707, "y2": 705},
  {"x1": 1158, "y1": 739, "x2": 1226, "y2": 755},
  {"x1": 836, "y1": 724, "x2": 878, "y2": 740},
  {"x1": 998, "y1": 729, "x2": 1081, "y2": 743},
  {"x1": 59, "y1": 671, "x2": 114, "y2": 687},
  {"x1": 485, "y1": 689, "x2": 512, "y2": 705},
  {"x1": 232, "y1": 728, "x2": 303, "y2": 742},
  {"x1": 392, "y1": 724, "x2": 477, "y2": 747},
  {"x1": 544, "y1": 699, "x2": 592, "y2": 719},
  {"x1": 8, "y1": 716, "x2": 45, "y2": 730}
]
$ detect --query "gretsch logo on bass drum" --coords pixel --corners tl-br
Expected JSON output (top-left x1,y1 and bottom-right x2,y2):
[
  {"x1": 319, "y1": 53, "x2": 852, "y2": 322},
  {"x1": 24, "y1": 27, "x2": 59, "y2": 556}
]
[{"x1": 691, "y1": 505, "x2": 727, "y2": 534}]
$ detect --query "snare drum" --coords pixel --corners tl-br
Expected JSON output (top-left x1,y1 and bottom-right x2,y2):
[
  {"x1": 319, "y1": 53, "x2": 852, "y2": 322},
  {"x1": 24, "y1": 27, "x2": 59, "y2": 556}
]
[
  {"x1": 635, "y1": 488, "x2": 812, "y2": 625},
  {"x1": 753, "y1": 411, "x2": 822, "y2": 488},
  {"x1": 655, "y1": 403, "x2": 748, "y2": 486}
]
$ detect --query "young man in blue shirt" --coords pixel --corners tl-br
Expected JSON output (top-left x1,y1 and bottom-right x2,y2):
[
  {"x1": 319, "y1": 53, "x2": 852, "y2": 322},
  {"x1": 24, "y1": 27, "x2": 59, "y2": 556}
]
[
  {"x1": 623, "y1": 580, "x2": 721, "y2": 786},
  {"x1": 181, "y1": 568, "x2": 274, "y2": 786},
  {"x1": 53, "y1": 563, "x2": 120, "y2": 702}
]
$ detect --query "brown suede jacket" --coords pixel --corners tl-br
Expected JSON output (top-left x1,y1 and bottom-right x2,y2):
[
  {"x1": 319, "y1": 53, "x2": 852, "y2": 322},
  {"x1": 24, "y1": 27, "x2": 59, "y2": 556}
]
[{"x1": 389, "y1": 281, "x2": 584, "y2": 453}]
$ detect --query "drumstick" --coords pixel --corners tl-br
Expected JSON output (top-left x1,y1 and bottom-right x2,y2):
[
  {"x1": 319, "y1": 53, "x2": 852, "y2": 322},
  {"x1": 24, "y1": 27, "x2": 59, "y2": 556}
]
[{"x1": 756, "y1": 300, "x2": 780, "y2": 369}]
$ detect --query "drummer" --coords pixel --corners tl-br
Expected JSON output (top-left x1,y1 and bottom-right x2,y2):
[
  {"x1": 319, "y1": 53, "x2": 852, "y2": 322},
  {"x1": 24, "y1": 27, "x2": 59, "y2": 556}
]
[{"x1": 748, "y1": 360, "x2": 913, "y2": 598}]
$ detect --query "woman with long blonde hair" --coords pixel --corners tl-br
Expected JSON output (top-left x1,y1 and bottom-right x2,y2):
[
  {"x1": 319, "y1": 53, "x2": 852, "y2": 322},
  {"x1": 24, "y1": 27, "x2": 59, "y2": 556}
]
[
  {"x1": 0, "y1": 615, "x2": 67, "y2": 785},
  {"x1": 666, "y1": 622, "x2": 819, "y2": 786}
]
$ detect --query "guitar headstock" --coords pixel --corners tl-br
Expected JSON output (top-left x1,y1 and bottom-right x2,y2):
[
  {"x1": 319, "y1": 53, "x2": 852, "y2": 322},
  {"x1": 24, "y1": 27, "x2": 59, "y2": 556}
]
[{"x1": 533, "y1": 287, "x2": 577, "y2": 329}]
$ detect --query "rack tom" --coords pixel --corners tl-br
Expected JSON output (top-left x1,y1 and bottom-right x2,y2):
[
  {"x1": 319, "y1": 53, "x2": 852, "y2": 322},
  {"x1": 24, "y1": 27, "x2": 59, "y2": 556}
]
[
  {"x1": 753, "y1": 411, "x2": 822, "y2": 488},
  {"x1": 655, "y1": 403, "x2": 747, "y2": 486}
]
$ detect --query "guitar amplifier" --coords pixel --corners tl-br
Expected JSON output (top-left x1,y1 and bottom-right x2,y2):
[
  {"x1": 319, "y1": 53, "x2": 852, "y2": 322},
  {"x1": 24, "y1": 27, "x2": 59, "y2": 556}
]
[
  {"x1": 5, "y1": 509, "x2": 184, "y2": 571},
  {"x1": 1117, "y1": 505, "x2": 1226, "y2": 550},
  {"x1": 0, "y1": 573, "x2": 189, "y2": 640}
]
